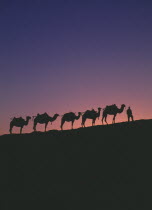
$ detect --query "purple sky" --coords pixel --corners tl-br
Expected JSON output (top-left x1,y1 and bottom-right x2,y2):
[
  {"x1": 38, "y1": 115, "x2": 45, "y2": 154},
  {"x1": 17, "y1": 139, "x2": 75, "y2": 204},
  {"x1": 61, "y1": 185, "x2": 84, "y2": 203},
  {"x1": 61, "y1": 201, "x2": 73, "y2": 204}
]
[{"x1": 0, "y1": 0, "x2": 152, "y2": 134}]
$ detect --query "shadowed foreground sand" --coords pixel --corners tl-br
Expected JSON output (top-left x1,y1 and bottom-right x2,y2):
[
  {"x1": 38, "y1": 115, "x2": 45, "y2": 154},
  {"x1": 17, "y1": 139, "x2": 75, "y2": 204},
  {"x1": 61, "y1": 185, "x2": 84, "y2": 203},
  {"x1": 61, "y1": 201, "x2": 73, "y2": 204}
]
[{"x1": 0, "y1": 119, "x2": 150, "y2": 209}]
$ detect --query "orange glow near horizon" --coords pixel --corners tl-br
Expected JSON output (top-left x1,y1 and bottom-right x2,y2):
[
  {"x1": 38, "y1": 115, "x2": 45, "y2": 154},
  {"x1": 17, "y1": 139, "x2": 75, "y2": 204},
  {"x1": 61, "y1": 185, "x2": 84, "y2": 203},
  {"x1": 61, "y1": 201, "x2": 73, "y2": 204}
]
[{"x1": 1, "y1": 105, "x2": 151, "y2": 135}]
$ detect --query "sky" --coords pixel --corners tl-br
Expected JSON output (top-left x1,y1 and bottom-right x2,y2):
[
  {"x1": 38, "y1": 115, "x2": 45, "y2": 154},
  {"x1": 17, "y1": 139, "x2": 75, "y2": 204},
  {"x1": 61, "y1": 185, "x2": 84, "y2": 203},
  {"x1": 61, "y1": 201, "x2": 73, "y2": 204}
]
[{"x1": 0, "y1": 0, "x2": 152, "y2": 134}]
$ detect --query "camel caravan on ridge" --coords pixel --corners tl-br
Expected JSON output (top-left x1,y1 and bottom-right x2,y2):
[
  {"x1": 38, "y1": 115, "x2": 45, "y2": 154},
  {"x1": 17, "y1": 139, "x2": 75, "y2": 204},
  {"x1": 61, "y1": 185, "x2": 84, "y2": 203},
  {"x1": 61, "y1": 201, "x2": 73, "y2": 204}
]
[{"x1": 9, "y1": 104, "x2": 134, "y2": 134}]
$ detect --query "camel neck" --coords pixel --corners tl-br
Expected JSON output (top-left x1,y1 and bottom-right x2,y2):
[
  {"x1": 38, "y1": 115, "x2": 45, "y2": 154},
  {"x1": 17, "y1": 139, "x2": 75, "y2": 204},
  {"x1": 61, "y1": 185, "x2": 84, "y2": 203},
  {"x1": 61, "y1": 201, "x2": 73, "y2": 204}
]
[
  {"x1": 50, "y1": 115, "x2": 58, "y2": 122},
  {"x1": 118, "y1": 106, "x2": 124, "y2": 113},
  {"x1": 76, "y1": 113, "x2": 81, "y2": 120},
  {"x1": 97, "y1": 110, "x2": 101, "y2": 116},
  {"x1": 25, "y1": 118, "x2": 29, "y2": 125}
]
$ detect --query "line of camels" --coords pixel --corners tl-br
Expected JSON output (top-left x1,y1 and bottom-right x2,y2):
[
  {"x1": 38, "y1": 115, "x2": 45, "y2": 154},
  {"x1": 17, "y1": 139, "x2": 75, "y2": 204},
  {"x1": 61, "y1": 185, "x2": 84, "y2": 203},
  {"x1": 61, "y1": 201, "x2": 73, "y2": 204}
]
[{"x1": 9, "y1": 104, "x2": 126, "y2": 134}]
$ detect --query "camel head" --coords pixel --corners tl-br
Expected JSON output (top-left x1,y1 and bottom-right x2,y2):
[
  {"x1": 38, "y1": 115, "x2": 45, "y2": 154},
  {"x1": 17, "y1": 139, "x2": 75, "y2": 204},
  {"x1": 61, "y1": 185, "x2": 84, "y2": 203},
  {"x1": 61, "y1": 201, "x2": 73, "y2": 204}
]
[
  {"x1": 52, "y1": 114, "x2": 60, "y2": 120},
  {"x1": 121, "y1": 104, "x2": 126, "y2": 109},
  {"x1": 49, "y1": 114, "x2": 59, "y2": 124},
  {"x1": 25, "y1": 116, "x2": 31, "y2": 125},
  {"x1": 26, "y1": 116, "x2": 31, "y2": 121},
  {"x1": 118, "y1": 104, "x2": 126, "y2": 113},
  {"x1": 54, "y1": 114, "x2": 59, "y2": 118},
  {"x1": 76, "y1": 112, "x2": 82, "y2": 119}
]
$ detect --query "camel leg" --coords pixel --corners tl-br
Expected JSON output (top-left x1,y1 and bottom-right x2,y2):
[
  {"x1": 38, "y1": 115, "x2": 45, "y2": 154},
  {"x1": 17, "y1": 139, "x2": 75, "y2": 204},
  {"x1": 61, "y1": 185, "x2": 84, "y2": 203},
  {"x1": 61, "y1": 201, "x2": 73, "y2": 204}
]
[
  {"x1": 92, "y1": 119, "x2": 95, "y2": 126},
  {"x1": 20, "y1": 127, "x2": 23, "y2": 134},
  {"x1": 112, "y1": 115, "x2": 116, "y2": 124},
  {"x1": 81, "y1": 117, "x2": 84, "y2": 127},
  {"x1": 102, "y1": 116, "x2": 104, "y2": 125},
  {"x1": 9, "y1": 124, "x2": 13, "y2": 134},
  {"x1": 114, "y1": 116, "x2": 116, "y2": 123},
  {"x1": 71, "y1": 120, "x2": 74, "y2": 129},
  {"x1": 61, "y1": 119, "x2": 65, "y2": 130},
  {"x1": 84, "y1": 119, "x2": 86, "y2": 127},
  {"x1": 33, "y1": 121, "x2": 37, "y2": 131},
  {"x1": 105, "y1": 115, "x2": 108, "y2": 124},
  {"x1": 114, "y1": 114, "x2": 117, "y2": 123},
  {"x1": 45, "y1": 122, "x2": 48, "y2": 132},
  {"x1": 112, "y1": 116, "x2": 114, "y2": 124},
  {"x1": 82, "y1": 117, "x2": 86, "y2": 128}
]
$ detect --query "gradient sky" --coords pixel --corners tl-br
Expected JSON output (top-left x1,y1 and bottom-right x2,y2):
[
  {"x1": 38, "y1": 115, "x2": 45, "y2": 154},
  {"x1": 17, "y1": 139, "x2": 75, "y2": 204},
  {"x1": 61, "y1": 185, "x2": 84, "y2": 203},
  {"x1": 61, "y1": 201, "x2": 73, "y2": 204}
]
[{"x1": 0, "y1": 0, "x2": 152, "y2": 134}]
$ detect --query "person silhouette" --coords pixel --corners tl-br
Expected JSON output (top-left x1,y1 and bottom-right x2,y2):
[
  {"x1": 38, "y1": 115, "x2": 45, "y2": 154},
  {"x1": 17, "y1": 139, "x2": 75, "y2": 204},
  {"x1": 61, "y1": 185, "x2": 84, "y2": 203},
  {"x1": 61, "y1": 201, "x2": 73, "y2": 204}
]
[{"x1": 127, "y1": 106, "x2": 134, "y2": 122}]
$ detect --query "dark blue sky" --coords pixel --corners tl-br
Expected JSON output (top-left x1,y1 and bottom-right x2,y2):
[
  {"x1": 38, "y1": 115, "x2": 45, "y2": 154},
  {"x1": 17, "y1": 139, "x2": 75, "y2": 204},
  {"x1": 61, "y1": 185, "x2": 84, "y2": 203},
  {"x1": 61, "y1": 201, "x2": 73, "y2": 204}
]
[{"x1": 0, "y1": 0, "x2": 152, "y2": 134}]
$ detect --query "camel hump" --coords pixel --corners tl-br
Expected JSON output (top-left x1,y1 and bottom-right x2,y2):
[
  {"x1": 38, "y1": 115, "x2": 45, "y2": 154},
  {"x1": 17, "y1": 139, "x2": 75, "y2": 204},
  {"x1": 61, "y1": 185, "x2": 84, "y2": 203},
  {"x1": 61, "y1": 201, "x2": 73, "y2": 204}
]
[
  {"x1": 109, "y1": 104, "x2": 116, "y2": 108},
  {"x1": 84, "y1": 110, "x2": 90, "y2": 115},
  {"x1": 12, "y1": 117, "x2": 24, "y2": 122},
  {"x1": 15, "y1": 117, "x2": 23, "y2": 120},
  {"x1": 91, "y1": 109, "x2": 96, "y2": 114},
  {"x1": 43, "y1": 112, "x2": 49, "y2": 117},
  {"x1": 68, "y1": 112, "x2": 74, "y2": 115},
  {"x1": 84, "y1": 109, "x2": 96, "y2": 115},
  {"x1": 104, "y1": 104, "x2": 117, "y2": 112},
  {"x1": 37, "y1": 112, "x2": 49, "y2": 118},
  {"x1": 63, "y1": 112, "x2": 75, "y2": 118},
  {"x1": 106, "y1": 104, "x2": 117, "y2": 109}
]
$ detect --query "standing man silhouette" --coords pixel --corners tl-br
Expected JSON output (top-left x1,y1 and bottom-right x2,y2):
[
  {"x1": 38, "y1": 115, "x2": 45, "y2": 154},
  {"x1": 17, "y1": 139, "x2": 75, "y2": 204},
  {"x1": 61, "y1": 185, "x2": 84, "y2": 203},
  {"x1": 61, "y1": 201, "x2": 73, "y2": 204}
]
[{"x1": 127, "y1": 106, "x2": 134, "y2": 122}]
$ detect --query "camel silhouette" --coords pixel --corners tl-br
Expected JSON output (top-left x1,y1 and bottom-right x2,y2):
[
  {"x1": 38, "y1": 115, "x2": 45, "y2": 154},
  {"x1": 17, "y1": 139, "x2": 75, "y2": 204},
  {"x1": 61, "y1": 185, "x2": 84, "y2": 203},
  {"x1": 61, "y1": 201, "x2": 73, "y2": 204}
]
[
  {"x1": 102, "y1": 104, "x2": 126, "y2": 124},
  {"x1": 33, "y1": 112, "x2": 59, "y2": 132},
  {"x1": 61, "y1": 112, "x2": 82, "y2": 130},
  {"x1": 82, "y1": 108, "x2": 102, "y2": 127},
  {"x1": 9, "y1": 116, "x2": 31, "y2": 134}
]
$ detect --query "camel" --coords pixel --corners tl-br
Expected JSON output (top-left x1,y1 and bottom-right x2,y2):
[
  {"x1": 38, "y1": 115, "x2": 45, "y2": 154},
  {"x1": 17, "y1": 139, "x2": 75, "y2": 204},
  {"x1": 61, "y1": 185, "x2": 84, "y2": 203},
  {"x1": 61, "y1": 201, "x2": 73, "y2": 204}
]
[
  {"x1": 82, "y1": 108, "x2": 102, "y2": 127},
  {"x1": 61, "y1": 112, "x2": 82, "y2": 130},
  {"x1": 33, "y1": 112, "x2": 59, "y2": 132},
  {"x1": 102, "y1": 104, "x2": 126, "y2": 124},
  {"x1": 9, "y1": 116, "x2": 31, "y2": 134}
]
